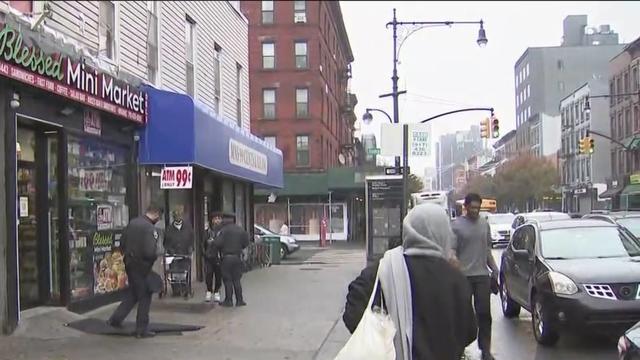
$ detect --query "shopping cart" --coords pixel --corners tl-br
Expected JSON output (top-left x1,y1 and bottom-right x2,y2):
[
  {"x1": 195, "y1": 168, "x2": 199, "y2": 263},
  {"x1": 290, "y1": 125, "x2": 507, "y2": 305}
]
[{"x1": 159, "y1": 253, "x2": 194, "y2": 299}]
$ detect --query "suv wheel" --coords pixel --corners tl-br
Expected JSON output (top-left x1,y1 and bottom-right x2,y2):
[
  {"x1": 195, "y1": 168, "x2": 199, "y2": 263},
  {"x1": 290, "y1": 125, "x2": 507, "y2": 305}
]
[
  {"x1": 500, "y1": 276, "x2": 521, "y2": 318},
  {"x1": 532, "y1": 294, "x2": 559, "y2": 346}
]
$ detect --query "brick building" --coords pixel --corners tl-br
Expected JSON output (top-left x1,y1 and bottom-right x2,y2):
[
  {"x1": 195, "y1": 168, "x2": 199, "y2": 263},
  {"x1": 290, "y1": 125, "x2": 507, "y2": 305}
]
[{"x1": 241, "y1": 1, "x2": 362, "y2": 242}]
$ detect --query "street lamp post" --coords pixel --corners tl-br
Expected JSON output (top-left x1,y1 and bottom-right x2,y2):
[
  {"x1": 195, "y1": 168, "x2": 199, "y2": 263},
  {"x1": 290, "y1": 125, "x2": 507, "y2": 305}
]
[{"x1": 381, "y1": 8, "x2": 488, "y2": 220}]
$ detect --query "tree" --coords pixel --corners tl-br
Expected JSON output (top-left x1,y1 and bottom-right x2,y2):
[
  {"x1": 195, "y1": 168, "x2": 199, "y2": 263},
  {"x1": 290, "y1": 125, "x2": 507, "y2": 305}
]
[
  {"x1": 463, "y1": 174, "x2": 497, "y2": 199},
  {"x1": 493, "y1": 153, "x2": 559, "y2": 211},
  {"x1": 408, "y1": 173, "x2": 424, "y2": 194}
]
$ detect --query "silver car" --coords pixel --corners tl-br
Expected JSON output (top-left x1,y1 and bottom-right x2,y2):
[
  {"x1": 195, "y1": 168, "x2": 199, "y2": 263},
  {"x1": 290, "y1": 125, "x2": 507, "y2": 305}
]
[{"x1": 254, "y1": 224, "x2": 300, "y2": 259}]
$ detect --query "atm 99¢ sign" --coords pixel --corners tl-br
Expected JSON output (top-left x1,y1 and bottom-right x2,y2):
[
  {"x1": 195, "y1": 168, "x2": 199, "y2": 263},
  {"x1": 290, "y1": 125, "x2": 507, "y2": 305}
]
[{"x1": 160, "y1": 166, "x2": 193, "y2": 189}]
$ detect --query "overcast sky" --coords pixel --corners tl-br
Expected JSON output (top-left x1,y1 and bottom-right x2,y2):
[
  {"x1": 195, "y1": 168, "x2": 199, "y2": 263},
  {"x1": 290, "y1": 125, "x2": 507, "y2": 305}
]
[{"x1": 341, "y1": 1, "x2": 640, "y2": 176}]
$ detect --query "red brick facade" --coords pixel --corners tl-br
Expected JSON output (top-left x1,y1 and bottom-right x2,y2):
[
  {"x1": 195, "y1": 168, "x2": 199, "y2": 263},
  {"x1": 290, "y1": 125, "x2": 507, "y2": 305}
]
[{"x1": 241, "y1": 1, "x2": 354, "y2": 172}]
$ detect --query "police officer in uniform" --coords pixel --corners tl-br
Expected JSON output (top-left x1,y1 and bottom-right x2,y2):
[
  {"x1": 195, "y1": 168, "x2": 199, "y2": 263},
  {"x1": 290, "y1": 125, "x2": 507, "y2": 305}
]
[
  {"x1": 214, "y1": 212, "x2": 250, "y2": 307},
  {"x1": 107, "y1": 202, "x2": 164, "y2": 338}
]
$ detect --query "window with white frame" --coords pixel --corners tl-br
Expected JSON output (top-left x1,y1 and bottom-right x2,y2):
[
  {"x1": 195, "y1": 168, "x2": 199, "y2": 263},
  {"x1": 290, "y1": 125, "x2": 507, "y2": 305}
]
[
  {"x1": 263, "y1": 89, "x2": 276, "y2": 119},
  {"x1": 296, "y1": 88, "x2": 309, "y2": 118},
  {"x1": 262, "y1": 42, "x2": 275, "y2": 69},
  {"x1": 214, "y1": 43, "x2": 222, "y2": 114},
  {"x1": 236, "y1": 62, "x2": 242, "y2": 126},
  {"x1": 293, "y1": 1, "x2": 306, "y2": 23},
  {"x1": 262, "y1": 0, "x2": 274, "y2": 24},
  {"x1": 185, "y1": 16, "x2": 196, "y2": 96},
  {"x1": 263, "y1": 136, "x2": 277, "y2": 148},
  {"x1": 296, "y1": 135, "x2": 310, "y2": 166},
  {"x1": 99, "y1": 1, "x2": 116, "y2": 60},
  {"x1": 146, "y1": 1, "x2": 159, "y2": 84},
  {"x1": 295, "y1": 41, "x2": 308, "y2": 69}
]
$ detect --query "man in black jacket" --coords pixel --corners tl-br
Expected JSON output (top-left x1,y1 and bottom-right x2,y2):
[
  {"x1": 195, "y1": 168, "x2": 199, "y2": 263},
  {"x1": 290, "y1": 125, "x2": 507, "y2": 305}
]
[
  {"x1": 107, "y1": 202, "x2": 163, "y2": 338},
  {"x1": 164, "y1": 207, "x2": 194, "y2": 296},
  {"x1": 203, "y1": 212, "x2": 224, "y2": 303},
  {"x1": 343, "y1": 204, "x2": 477, "y2": 360},
  {"x1": 214, "y1": 213, "x2": 250, "y2": 307}
]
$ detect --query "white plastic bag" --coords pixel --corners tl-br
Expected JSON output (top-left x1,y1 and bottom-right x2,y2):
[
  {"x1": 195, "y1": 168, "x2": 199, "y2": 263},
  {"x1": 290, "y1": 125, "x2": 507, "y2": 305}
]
[{"x1": 335, "y1": 272, "x2": 396, "y2": 360}]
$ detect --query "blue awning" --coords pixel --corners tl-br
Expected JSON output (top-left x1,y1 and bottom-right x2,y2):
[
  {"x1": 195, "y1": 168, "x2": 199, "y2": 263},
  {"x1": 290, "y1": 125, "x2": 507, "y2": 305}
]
[{"x1": 138, "y1": 87, "x2": 283, "y2": 188}]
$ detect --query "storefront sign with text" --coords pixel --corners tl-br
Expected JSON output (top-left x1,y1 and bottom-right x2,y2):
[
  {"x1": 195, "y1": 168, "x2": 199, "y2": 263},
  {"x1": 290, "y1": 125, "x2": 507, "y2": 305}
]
[
  {"x1": 0, "y1": 23, "x2": 147, "y2": 124},
  {"x1": 161, "y1": 166, "x2": 193, "y2": 189},
  {"x1": 79, "y1": 169, "x2": 112, "y2": 192},
  {"x1": 229, "y1": 139, "x2": 268, "y2": 175}
]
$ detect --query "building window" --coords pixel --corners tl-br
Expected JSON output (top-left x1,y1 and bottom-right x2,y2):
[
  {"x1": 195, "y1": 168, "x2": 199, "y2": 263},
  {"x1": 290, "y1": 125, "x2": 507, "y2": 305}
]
[
  {"x1": 624, "y1": 72, "x2": 630, "y2": 94},
  {"x1": 261, "y1": 0, "x2": 274, "y2": 24},
  {"x1": 558, "y1": 81, "x2": 565, "y2": 92},
  {"x1": 618, "y1": 112, "x2": 624, "y2": 140},
  {"x1": 294, "y1": 1, "x2": 306, "y2": 23},
  {"x1": 262, "y1": 42, "x2": 275, "y2": 69},
  {"x1": 617, "y1": 77, "x2": 623, "y2": 103},
  {"x1": 626, "y1": 109, "x2": 632, "y2": 138},
  {"x1": 610, "y1": 80, "x2": 616, "y2": 107},
  {"x1": 611, "y1": 115, "x2": 617, "y2": 140},
  {"x1": 557, "y1": 59, "x2": 564, "y2": 71},
  {"x1": 526, "y1": 84, "x2": 530, "y2": 100},
  {"x1": 634, "y1": 66, "x2": 640, "y2": 92},
  {"x1": 185, "y1": 16, "x2": 196, "y2": 96},
  {"x1": 263, "y1": 89, "x2": 276, "y2": 119},
  {"x1": 213, "y1": 43, "x2": 222, "y2": 115},
  {"x1": 296, "y1": 135, "x2": 310, "y2": 166},
  {"x1": 525, "y1": 63, "x2": 529, "y2": 78},
  {"x1": 295, "y1": 41, "x2": 308, "y2": 69},
  {"x1": 296, "y1": 88, "x2": 309, "y2": 118},
  {"x1": 635, "y1": 106, "x2": 640, "y2": 132},
  {"x1": 612, "y1": 151, "x2": 617, "y2": 176},
  {"x1": 236, "y1": 63, "x2": 242, "y2": 126},
  {"x1": 263, "y1": 136, "x2": 277, "y2": 147},
  {"x1": 99, "y1": 1, "x2": 116, "y2": 60},
  {"x1": 146, "y1": 1, "x2": 159, "y2": 84}
]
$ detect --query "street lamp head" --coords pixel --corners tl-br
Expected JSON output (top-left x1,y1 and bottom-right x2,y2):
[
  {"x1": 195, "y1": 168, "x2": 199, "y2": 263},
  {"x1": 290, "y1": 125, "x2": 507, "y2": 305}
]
[
  {"x1": 362, "y1": 110, "x2": 374, "y2": 125},
  {"x1": 477, "y1": 20, "x2": 488, "y2": 48}
]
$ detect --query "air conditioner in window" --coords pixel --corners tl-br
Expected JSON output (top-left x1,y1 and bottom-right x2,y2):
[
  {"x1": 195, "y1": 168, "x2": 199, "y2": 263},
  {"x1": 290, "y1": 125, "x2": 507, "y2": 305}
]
[{"x1": 294, "y1": 13, "x2": 307, "y2": 24}]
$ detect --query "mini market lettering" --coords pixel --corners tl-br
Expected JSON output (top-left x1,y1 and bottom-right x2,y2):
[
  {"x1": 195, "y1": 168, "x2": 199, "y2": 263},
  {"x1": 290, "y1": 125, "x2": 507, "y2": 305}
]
[
  {"x1": 93, "y1": 231, "x2": 114, "y2": 248},
  {"x1": 0, "y1": 23, "x2": 146, "y2": 123}
]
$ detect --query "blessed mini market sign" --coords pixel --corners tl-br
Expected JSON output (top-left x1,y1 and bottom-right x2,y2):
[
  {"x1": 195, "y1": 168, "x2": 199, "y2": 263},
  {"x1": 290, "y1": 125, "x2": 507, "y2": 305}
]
[{"x1": 0, "y1": 23, "x2": 147, "y2": 124}]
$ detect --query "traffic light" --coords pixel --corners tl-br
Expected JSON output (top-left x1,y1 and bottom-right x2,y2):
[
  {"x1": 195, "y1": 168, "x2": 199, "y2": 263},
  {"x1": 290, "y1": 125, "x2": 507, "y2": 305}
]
[
  {"x1": 578, "y1": 137, "x2": 586, "y2": 154},
  {"x1": 588, "y1": 137, "x2": 595, "y2": 154},
  {"x1": 480, "y1": 118, "x2": 490, "y2": 138},
  {"x1": 491, "y1": 116, "x2": 500, "y2": 138}
]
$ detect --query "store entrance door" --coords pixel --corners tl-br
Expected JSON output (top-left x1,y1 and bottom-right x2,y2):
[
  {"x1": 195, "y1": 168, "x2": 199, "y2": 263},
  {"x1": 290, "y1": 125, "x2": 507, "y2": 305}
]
[{"x1": 16, "y1": 122, "x2": 63, "y2": 310}]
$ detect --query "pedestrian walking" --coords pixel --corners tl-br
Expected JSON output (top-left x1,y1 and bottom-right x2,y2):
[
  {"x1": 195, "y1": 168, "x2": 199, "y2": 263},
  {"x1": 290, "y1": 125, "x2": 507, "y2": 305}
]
[
  {"x1": 203, "y1": 212, "x2": 224, "y2": 303},
  {"x1": 451, "y1": 193, "x2": 500, "y2": 360},
  {"x1": 342, "y1": 203, "x2": 477, "y2": 360},
  {"x1": 107, "y1": 202, "x2": 164, "y2": 338},
  {"x1": 214, "y1": 213, "x2": 250, "y2": 307}
]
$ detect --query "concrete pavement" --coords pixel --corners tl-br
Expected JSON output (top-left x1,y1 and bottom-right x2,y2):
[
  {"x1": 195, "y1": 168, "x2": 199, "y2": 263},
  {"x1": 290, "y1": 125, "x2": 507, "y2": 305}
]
[{"x1": 0, "y1": 245, "x2": 365, "y2": 360}]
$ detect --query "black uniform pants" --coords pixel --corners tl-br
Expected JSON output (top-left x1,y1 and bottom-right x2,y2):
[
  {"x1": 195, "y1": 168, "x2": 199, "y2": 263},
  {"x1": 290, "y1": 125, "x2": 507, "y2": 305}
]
[
  {"x1": 221, "y1": 255, "x2": 243, "y2": 304},
  {"x1": 109, "y1": 264, "x2": 152, "y2": 333},
  {"x1": 204, "y1": 257, "x2": 222, "y2": 293},
  {"x1": 468, "y1": 275, "x2": 492, "y2": 352}
]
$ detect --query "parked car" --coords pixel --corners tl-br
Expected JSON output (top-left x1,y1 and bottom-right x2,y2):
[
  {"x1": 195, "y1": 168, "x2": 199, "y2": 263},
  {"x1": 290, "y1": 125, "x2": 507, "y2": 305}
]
[
  {"x1": 619, "y1": 321, "x2": 640, "y2": 359},
  {"x1": 583, "y1": 211, "x2": 640, "y2": 238},
  {"x1": 254, "y1": 224, "x2": 300, "y2": 259},
  {"x1": 487, "y1": 213, "x2": 515, "y2": 248},
  {"x1": 499, "y1": 218, "x2": 640, "y2": 346},
  {"x1": 510, "y1": 212, "x2": 571, "y2": 237}
]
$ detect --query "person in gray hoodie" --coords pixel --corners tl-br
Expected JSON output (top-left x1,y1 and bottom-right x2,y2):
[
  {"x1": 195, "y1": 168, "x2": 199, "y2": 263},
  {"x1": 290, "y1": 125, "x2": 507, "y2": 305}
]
[{"x1": 343, "y1": 203, "x2": 477, "y2": 360}]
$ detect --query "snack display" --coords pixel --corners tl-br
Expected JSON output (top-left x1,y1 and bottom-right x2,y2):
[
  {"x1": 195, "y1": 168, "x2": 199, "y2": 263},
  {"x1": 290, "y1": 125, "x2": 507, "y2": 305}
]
[{"x1": 94, "y1": 250, "x2": 127, "y2": 294}]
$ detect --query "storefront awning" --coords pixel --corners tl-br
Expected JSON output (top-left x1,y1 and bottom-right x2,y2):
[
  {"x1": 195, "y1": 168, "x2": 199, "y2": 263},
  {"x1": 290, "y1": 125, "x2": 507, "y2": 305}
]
[
  {"x1": 621, "y1": 184, "x2": 640, "y2": 196},
  {"x1": 138, "y1": 87, "x2": 283, "y2": 188}
]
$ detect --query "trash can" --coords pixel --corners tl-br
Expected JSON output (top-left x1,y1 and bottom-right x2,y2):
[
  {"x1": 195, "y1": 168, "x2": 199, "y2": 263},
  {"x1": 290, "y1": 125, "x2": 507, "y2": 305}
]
[{"x1": 262, "y1": 235, "x2": 281, "y2": 265}]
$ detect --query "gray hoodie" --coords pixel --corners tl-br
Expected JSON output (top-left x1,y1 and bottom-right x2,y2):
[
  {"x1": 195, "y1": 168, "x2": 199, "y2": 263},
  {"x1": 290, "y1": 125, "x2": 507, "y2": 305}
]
[{"x1": 402, "y1": 203, "x2": 455, "y2": 258}]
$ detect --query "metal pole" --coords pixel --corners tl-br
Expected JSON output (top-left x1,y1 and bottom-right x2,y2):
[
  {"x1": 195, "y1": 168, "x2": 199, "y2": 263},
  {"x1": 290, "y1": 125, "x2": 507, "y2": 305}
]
[
  {"x1": 328, "y1": 191, "x2": 333, "y2": 245},
  {"x1": 402, "y1": 124, "x2": 409, "y2": 219},
  {"x1": 392, "y1": 8, "x2": 401, "y2": 171}
]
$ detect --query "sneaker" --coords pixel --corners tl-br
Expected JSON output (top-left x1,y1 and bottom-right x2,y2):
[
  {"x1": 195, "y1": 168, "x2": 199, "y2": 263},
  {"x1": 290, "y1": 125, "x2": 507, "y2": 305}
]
[
  {"x1": 236, "y1": 301, "x2": 247, "y2": 307},
  {"x1": 135, "y1": 331, "x2": 156, "y2": 339},
  {"x1": 106, "y1": 319, "x2": 123, "y2": 329},
  {"x1": 205, "y1": 291, "x2": 212, "y2": 303},
  {"x1": 214, "y1": 292, "x2": 221, "y2": 303}
]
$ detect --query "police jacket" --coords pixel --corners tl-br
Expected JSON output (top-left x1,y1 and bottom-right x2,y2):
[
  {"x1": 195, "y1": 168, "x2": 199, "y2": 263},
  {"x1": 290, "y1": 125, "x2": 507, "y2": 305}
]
[
  {"x1": 164, "y1": 221, "x2": 194, "y2": 255},
  {"x1": 121, "y1": 215, "x2": 159, "y2": 270},
  {"x1": 214, "y1": 222, "x2": 250, "y2": 256}
]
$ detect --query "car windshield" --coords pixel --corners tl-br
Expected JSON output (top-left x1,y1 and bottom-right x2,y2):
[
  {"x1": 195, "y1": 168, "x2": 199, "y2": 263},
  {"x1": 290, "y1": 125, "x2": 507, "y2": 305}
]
[
  {"x1": 617, "y1": 218, "x2": 640, "y2": 238},
  {"x1": 488, "y1": 214, "x2": 515, "y2": 225},
  {"x1": 541, "y1": 227, "x2": 640, "y2": 259}
]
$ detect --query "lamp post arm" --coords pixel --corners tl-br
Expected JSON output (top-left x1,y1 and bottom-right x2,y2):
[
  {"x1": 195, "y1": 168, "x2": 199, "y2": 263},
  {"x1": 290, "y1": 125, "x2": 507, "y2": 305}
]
[
  {"x1": 365, "y1": 108, "x2": 393, "y2": 124},
  {"x1": 420, "y1": 107, "x2": 494, "y2": 123},
  {"x1": 588, "y1": 130, "x2": 631, "y2": 151}
]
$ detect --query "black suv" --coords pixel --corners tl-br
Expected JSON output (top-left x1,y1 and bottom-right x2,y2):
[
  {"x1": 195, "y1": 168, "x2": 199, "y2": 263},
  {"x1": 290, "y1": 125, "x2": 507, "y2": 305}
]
[{"x1": 499, "y1": 219, "x2": 640, "y2": 346}]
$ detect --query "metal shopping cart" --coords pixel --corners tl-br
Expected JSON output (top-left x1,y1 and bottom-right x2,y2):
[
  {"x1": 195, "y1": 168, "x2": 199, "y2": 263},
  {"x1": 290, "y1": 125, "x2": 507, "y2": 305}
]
[{"x1": 159, "y1": 253, "x2": 194, "y2": 299}]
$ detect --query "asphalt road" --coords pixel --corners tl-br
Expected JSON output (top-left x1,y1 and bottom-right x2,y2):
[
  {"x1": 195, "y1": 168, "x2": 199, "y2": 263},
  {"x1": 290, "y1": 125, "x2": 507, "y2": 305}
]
[{"x1": 473, "y1": 249, "x2": 620, "y2": 360}]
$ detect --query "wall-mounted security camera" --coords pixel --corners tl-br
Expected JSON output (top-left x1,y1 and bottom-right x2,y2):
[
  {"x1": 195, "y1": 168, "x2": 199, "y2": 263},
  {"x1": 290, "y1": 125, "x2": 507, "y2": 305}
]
[
  {"x1": 10, "y1": 92, "x2": 20, "y2": 109},
  {"x1": 31, "y1": 2, "x2": 53, "y2": 31}
]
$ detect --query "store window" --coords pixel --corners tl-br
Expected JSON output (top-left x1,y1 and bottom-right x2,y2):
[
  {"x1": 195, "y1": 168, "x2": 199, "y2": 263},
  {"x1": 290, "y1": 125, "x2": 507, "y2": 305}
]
[
  {"x1": 235, "y1": 183, "x2": 245, "y2": 228},
  {"x1": 67, "y1": 136, "x2": 130, "y2": 301},
  {"x1": 222, "y1": 180, "x2": 235, "y2": 214}
]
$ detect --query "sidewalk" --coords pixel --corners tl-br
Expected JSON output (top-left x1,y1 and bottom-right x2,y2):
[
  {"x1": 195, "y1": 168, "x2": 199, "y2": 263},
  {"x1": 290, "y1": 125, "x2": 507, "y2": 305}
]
[{"x1": 0, "y1": 246, "x2": 365, "y2": 360}]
